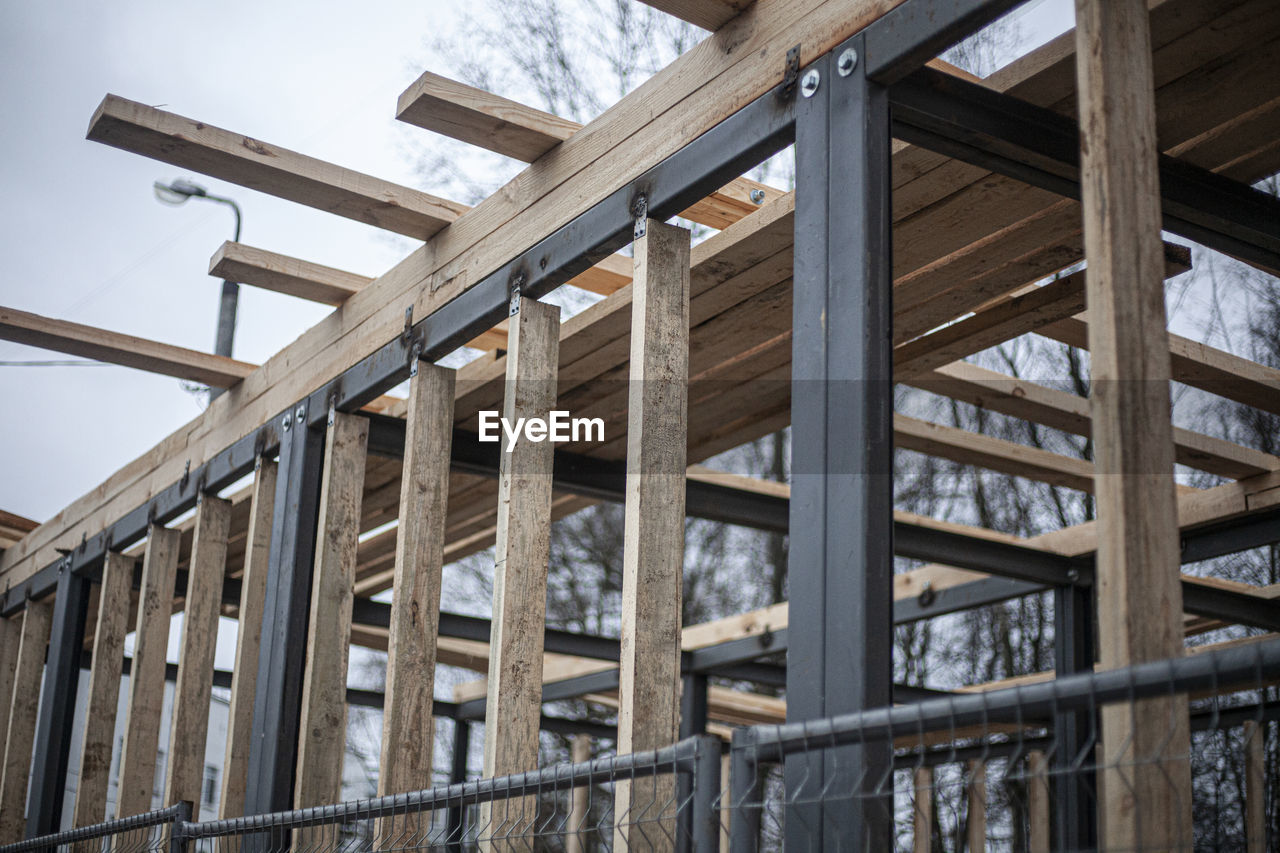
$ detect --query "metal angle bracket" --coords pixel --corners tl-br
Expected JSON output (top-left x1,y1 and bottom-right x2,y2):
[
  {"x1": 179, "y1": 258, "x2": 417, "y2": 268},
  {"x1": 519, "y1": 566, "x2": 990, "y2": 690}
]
[
  {"x1": 509, "y1": 271, "x2": 526, "y2": 316},
  {"x1": 781, "y1": 44, "x2": 802, "y2": 98},
  {"x1": 632, "y1": 194, "x2": 649, "y2": 240}
]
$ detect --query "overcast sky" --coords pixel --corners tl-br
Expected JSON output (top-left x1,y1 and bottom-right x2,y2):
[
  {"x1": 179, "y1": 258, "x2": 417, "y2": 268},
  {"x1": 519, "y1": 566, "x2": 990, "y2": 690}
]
[{"x1": 0, "y1": 1, "x2": 1076, "y2": 525}]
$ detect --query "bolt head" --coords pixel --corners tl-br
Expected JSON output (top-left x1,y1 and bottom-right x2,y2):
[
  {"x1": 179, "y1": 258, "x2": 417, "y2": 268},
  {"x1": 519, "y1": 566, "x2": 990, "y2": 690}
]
[
  {"x1": 749, "y1": 188, "x2": 766, "y2": 205},
  {"x1": 800, "y1": 69, "x2": 820, "y2": 98},
  {"x1": 294, "y1": 405, "x2": 305, "y2": 423},
  {"x1": 837, "y1": 48, "x2": 858, "y2": 76}
]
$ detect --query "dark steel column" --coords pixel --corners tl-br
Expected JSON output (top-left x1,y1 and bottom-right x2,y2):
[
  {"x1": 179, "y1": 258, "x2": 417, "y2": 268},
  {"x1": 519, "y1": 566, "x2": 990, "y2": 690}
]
[
  {"x1": 786, "y1": 36, "x2": 895, "y2": 849},
  {"x1": 1053, "y1": 584, "x2": 1097, "y2": 848},
  {"x1": 244, "y1": 402, "x2": 325, "y2": 815},
  {"x1": 26, "y1": 560, "x2": 91, "y2": 835},
  {"x1": 446, "y1": 721, "x2": 471, "y2": 853},
  {"x1": 680, "y1": 672, "x2": 709, "y2": 738}
]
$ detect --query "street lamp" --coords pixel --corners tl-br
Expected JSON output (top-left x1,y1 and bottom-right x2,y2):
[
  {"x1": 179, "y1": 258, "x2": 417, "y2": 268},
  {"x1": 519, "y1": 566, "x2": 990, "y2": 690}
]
[{"x1": 154, "y1": 179, "x2": 243, "y2": 391}]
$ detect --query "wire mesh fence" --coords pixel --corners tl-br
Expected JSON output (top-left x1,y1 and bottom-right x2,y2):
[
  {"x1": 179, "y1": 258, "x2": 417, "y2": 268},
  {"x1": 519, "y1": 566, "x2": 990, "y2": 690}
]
[
  {"x1": 722, "y1": 637, "x2": 1280, "y2": 852},
  {"x1": 0, "y1": 803, "x2": 191, "y2": 853}
]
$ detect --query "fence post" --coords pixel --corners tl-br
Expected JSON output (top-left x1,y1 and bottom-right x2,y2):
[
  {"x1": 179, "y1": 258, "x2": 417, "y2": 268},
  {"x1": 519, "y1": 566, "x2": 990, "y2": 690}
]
[
  {"x1": 689, "y1": 736, "x2": 722, "y2": 853},
  {"x1": 728, "y1": 731, "x2": 761, "y2": 853},
  {"x1": 169, "y1": 801, "x2": 194, "y2": 853}
]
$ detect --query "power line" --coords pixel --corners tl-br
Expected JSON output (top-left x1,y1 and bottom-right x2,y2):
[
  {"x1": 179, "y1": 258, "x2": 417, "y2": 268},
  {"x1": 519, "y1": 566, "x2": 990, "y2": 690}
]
[{"x1": 0, "y1": 360, "x2": 111, "y2": 367}]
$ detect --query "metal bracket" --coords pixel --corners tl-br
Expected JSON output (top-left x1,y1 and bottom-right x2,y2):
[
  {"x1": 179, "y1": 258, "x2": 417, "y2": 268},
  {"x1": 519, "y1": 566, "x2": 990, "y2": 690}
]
[
  {"x1": 781, "y1": 45, "x2": 801, "y2": 98},
  {"x1": 179, "y1": 460, "x2": 191, "y2": 491},
  {"x1": 509, "y1": 271, "x2": 526, "y2": 317},
  {"x1": 401, "y1": 306, "x2": 414, "y2": 344},
  {"x1": 408, "y1": 340, "x2": 422, "y2": 378},
  {"x1": 632, "y1": 194, "x2": 649, "y2": 240},
  {"x1": 327, "y1": 403, "x2": 336, "y2": 427}
]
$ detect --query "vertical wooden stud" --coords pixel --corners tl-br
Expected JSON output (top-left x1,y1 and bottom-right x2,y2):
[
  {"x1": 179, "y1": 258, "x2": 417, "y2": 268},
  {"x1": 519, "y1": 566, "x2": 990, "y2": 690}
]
[
  {"x1": 1028, "y1": 750, "x2": 1050, "y2": 853},
  {"x1": 566, "y1": 736, "x2": 592, "y2": 853},
  {"x1": 913, "y1": 766, "x2": 933, "y2": 853},
  {"x1": 164, "y1": 495, "x2": 231, "y2": 809},
  {"x1": 72, "y1": 552, "x2": 132, "y2": 826},
  {"x1": 293, "y1": 410, "x2": 368, "y2": 808},
  {"x1": 0, "y1": 598, "x2": 53, "y2": 842},
  {"x1": 220, "y1": 459, "x2": 277, "y2": 818},
  {"x1": 378, "y1": 363, "x2": 455, "y2": 796},
  {"x1": 479, "y1": 296, "x2": 560, "y2": 848},
  {"x1": 967, "y1": 760, "x2": 986, "y2": 852},
  {"x1": 0, "y1": 616, "x2": 20, "y2": 769},
  {"x1": 1243, "y1": 720, "x2": 1265, "y2": 853},
  {"x1": 614, "y1": 218, "x2": 690, "y2": 852},
  {"x1": 1074, "y1": 0, "x2": 1193, "y2": 847},
  {"x1": 116, "y1": 525, "x2": 181, "y2": 818}
]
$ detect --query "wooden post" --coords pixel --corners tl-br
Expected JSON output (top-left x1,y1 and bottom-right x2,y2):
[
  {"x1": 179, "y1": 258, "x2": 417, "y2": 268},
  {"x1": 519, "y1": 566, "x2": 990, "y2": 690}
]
[
  {"x1": 71, "y1": 552, "x2": 132, "y2": 827},
  {"x1": 294, "y1": 410, "x2": 368, "y2": 808},
  {"x1": 219, "y1": 458, "x2": 276, "y2": 818},
  {"x1": 912, "y1": 767, "x2": 933, "y2": 853},
  {"x1": 378, "y1": 363, "x2": 455, "y2": 796},
  {"x1": 566, "y1": 736, "x2": 592, "y2": 853},
  {"x1": 1027, "y1": 750, "x2": 1050, "y2": 853},
  {"x1": 1074, "y1": 0, "x2": 1193, "y2": 847},
  {"x1": 1243, "y1": 720, "x2": 1265, "y2": 853},
  {"x1": 164, "y1": 495, "x2": 232, "y2": 809},
  {"x1": 0, "y1": 598, "x2": 53, "y2": 842},
  {"x1": 0, "y1": 616, "x2": 19, "y2": 768},
  {"x1": 967, "y1": 760, "x2": 986, "y2": 853},
  {"x1": 116, "y1": 525, "x2": 181, "y2": 818},
  {"x1": 719, "y1": 749, "x2": 732, "y2": 853},
  {"x1": 479, "y1": 296, "x2": 560, "y2": 849},
  {"x1": 614, "y1": 218, "x2": 690, "y2": 852}
]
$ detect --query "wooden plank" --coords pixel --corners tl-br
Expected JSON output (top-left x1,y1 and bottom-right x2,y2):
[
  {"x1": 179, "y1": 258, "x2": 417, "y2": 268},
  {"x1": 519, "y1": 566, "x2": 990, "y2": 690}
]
[
  {"x1": 0, "y1": 511, "x2": 37, "y2": 551},
  {"x1": 894, "y1": 413, "x2": 1097, "y2": 492},
  {"x1": 210, "y1": 242, "x2": 371, "y2": 306},
  {"x1": 115, "y1": 525, "x2": 181, "y2": 818},
  {"x1": 614, "y1": 221, "x2": 690, "y2": 852},
  {"x1": 396, "y1": 72, "x2": 579, "y2": 162},
  {"x1": 912, "y1": 767, "x2": 932, "y2": 853},
  {"x1": 1075, "y1": 1, "x2": 1193, "y2": 847},
  {"x1": 396, "y1": 71, "x2": 777, "y2": 231},
  {"x1": 0, "y1": 598, "x2": 52, "y2": 842},
  {"x1": 377, "y1": 364, "x2": 455, "y2": 796},
  {"x1": 479, "y1": 297, "x2": 560, "y2": 845},
  {"x1": 71, "y1": 552, "x2": 132, "y2": 827},
  {"x1": 88, "y1": 96, "x2": 469, "y2": 240},
  {"x1": 294, "y1": 411, "x2": 369, "y2": 808},
  {"x1": 1027, "y1": 750, "x2": 1050, "y2": 853},
  {"x1": 967, "y1": 760, "x2": 986, "y2": 851},
  {"x1": 567, "y1": 736, "x2": 592, "y2": 853},
  {"x1": 219, "y1": 460, "x2": 276, "y2": 818},
  {"x1": 914, "y1": 362, "x2": 1280, "y2": 480},
  {"x1": 637, "y1": 0, "x2": 753, "y2": 30},
  {"x1": 1243, "y1": 719, "x2": 1265, "y2": 853},
  {"x1": 0, "y1": 305, "x2": 255, "y2": 387},
  {"x1": 164, "y1": 496, "x2": 231, "y2": 808},
  {"x1": 0, "y1": 617, "x2": 20, "y2": 768}
]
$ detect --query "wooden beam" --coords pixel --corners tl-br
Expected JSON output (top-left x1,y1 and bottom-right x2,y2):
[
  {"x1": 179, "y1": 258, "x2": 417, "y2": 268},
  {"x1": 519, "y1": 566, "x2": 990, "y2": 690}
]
[
  {"x1": 0, "y1": 305, "x2": 255, "y2": 387},
  {"x1": 219, "y1": 461, "x2": 276, "y2": 819},
  {"x1": 0, "y1": 617, "x2": 19, "y2": 771},
  {"x1": 378, "y1": 364, "x2": 455, "y2": 797},
  {"x1": 1243, "y1": 719, "x2": 1265, "y2": 853},
  {"x1": 210, "y1": 242, "x2": 371, "y2": 306},
  {"x1": 0, "y1": 598, "x2": 52, "y2": 842},
  {"x1": 1075, "y1": 1, "x2": 1192, "y2": 846},
  {"x1": 88, "y1": 96, "x2": 469, "y2": 240},
  {"x1": 614, "y1": 220, "x2": 690, "y2": 851},
  {"x1": 164, "y1": 496, "x2": 231, "y2": 808},
  {"x1": 71, "y1": 552, "x2": 131, "y2": 827},
  {"x1": 894, "y1": 412, "x2": 1097, "y2": 492},
  {"x1": 294, "y1": 412, "x2": 368, "y2": 808},
  {"x1": 966, "y1": 760, "x2": 986, "y2": 851},
  {"x1": 636, "y1": 0, "x2": 752, "y2": 31},
  {"x1": 0, "y1": 511, "x2": 37, "y2": 551},
  {"x1": 1028, "y1": 750, "x2": 1051, "y2": 853},
  {"x1": 396, "y1": 72, "x2": 580, "y2": 162},
  {"x1": 480, "y1": 297, "x2": 559, "y2": 844},
  {"x1": 912, "y1": 767, "x2": 932, "y2": 853},
  {"x1": 115, "y1": 525, "x2": 180, "y2": 819},
  {"x1": 395, "y1": 72, "x2": 780, "y2": 231},
  {"x1": 913, "y1": 362, "x2": 1280, "y2": 481},
  {"x1": 567, "y1": 736, "x2": 592, "y2": 853}
]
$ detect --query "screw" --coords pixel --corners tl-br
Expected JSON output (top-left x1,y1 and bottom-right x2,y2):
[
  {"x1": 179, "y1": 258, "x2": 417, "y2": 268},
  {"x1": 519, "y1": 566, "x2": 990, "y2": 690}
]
[
  {"x1": 800, "y1": 69, "x2": 820, "y2": 98},
  {"x1": 281, "y1": 415, "x2": 291, "y2": 433},
  {"x1": 749, "y1": 188, "x2": 766, "y2": 205},
  {"x1": 1067, "y1": 569, "x2": 1080, "y2": 582},
  {"x1": 295, "y1": 405, "x2": 305, "y2": 424},
  {"x1": 837, "y1": 48, "x2": 858, "y2": 76}
]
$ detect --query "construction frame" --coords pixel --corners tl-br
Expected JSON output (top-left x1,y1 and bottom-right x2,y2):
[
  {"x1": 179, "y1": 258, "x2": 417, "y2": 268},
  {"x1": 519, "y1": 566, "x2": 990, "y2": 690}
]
[{"x1": 2, "y1": 0, "x2": 1279, "y2": 849}]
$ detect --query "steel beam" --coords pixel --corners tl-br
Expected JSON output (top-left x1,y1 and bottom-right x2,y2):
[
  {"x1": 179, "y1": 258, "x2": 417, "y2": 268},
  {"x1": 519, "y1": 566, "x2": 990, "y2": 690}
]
[
  {"x1": 863, "y1": 0, "x2": 1029, "y2": 85},
  {"x1": 787, "y1": 38, "x2": 895, "y2": 847},
  {"x1": 244, "y1": 407, "x2": 325, "y2": 816},
  {"x1": 1053, "y1": 583, "x2": 1097, "y2": 849},
  {"x1": 25, "y1": 562, "x2": 91, "y2": 836}
]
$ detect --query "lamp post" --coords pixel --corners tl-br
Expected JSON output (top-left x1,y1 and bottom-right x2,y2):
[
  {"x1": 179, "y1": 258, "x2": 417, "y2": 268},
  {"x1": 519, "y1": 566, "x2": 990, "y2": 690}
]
[{"x1": 154, "y1": 179, "x2": 243, "y2": 397}]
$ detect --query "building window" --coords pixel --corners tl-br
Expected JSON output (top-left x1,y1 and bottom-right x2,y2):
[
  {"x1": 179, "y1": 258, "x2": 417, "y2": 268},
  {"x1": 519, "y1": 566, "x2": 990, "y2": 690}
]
[{"x1": 202, "y1": 765, "x2": 219, "y2": 807}]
